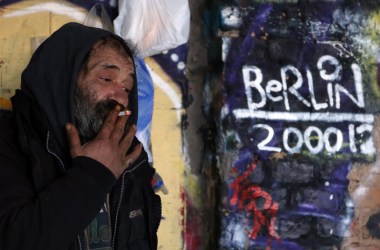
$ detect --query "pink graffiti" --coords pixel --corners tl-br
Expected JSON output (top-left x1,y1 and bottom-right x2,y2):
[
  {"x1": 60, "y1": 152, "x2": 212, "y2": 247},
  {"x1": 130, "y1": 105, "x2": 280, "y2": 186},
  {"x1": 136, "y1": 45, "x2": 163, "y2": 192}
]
[{"x1": 230, "y1": 160, "x2": 280, "y2": 240}]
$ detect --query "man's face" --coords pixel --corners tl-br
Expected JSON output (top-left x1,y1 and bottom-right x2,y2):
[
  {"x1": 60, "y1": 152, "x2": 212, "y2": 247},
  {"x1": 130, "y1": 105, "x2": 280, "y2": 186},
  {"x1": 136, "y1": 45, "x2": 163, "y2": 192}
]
[{"x1": 73, "y1": 41, "x2": 135, "y2": 142}]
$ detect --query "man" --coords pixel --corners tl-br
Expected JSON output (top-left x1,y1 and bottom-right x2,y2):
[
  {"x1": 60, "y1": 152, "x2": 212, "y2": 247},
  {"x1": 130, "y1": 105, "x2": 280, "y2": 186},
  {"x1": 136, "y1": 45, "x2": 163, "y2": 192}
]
[{"x1": 0, "y1": 22, "x2": 161, "y2": 249}]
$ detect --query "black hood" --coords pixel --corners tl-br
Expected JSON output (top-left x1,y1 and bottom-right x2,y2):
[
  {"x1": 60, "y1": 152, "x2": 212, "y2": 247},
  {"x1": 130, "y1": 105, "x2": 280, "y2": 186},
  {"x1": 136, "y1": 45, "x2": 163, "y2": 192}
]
[{"x1": 18, "y1": 22, "x2": 138, "y2": 155}]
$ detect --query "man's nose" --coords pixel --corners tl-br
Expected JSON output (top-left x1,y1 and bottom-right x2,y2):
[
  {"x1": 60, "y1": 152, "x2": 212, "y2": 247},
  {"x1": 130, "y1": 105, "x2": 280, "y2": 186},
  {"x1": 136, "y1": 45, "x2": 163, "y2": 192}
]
[{"x1": 106, "y1": 85, "x2": 129, "y2": 108}]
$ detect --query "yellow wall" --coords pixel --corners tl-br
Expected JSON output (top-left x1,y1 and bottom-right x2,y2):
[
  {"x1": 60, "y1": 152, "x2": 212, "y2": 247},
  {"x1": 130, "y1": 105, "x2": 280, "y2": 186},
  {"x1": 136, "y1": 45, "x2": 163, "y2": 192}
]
[
  {"x1": 0, "y1": 0, "x2": 89, "y2": 107},
  {"x1": 147, "y1": 58, "x2": 185, "y2": 249}
]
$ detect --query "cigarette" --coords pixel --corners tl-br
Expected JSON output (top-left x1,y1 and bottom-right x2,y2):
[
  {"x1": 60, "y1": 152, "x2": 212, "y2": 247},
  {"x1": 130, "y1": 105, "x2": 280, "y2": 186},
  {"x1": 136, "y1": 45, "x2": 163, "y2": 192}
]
[{"x1": 118, "y1": 110, "x2": 131, "y2": 116}]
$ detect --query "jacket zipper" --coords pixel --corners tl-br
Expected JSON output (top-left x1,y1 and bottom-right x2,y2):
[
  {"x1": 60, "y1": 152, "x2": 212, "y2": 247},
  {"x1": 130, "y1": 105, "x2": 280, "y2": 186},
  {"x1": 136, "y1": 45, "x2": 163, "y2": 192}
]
[
  {"x1": 77, "y1": 235, "x2": 83, "y2": 250},
  {"x1": 111, "y1": 158, "x2": 147, "y2": 248},
  {"x1": 46, "y1": 131, "x2": 66, "y2": 173}
]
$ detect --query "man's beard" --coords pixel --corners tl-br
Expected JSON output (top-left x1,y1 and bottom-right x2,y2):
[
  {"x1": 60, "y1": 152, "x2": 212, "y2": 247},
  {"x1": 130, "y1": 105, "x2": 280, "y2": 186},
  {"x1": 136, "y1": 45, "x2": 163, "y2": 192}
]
[{"x1": 73, "y1": 86, "x2": 121, "y2": 143}]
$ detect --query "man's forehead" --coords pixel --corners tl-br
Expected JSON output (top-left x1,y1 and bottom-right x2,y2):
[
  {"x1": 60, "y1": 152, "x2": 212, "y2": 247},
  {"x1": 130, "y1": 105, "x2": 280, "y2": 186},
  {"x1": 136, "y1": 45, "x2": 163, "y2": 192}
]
[{"x1": 90, "y1": 39, "x2": 133, "y2": 63}]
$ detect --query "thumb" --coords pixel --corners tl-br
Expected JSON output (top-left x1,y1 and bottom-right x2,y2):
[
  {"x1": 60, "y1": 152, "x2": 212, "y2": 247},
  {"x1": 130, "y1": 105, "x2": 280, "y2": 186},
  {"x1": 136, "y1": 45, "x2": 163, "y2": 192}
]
[{"x1": 66, "y1": 123, "x2": 81, "y2": 158}]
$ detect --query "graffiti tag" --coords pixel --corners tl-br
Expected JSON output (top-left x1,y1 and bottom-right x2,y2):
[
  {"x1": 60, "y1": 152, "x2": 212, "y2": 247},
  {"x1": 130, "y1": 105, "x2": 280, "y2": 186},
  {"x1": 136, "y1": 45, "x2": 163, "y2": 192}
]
[{"x1": 232, "y1": 53, "x2": 375, "y2": 156}]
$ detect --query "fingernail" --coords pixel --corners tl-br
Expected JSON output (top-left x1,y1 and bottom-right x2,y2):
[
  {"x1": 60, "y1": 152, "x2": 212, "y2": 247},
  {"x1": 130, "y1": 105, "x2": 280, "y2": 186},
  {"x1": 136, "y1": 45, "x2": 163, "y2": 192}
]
[{"x1": 66, "y1": 124, "x2": 71, "y2": 131}]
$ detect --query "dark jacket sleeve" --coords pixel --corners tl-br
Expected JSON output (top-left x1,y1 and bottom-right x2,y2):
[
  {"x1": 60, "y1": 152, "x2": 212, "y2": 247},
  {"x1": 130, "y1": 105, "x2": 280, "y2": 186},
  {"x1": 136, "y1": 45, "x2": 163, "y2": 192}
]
[{"x1": 0, "y1": 127, "x2": 116, "y2": 250}]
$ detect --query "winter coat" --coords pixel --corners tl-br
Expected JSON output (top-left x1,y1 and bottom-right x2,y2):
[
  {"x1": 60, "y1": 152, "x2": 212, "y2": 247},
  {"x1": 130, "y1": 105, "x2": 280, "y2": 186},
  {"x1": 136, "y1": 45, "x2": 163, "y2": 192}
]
[{"x1": 0, "y1": 22, "x2": 161, "y2": 250}]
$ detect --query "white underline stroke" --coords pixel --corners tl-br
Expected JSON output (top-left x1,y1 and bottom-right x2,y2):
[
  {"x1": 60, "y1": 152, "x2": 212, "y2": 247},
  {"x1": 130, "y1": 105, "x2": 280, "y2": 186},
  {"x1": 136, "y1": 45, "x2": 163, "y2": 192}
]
[{"x1": 233, "y1": 109, "x2": 374, "y2": 123}]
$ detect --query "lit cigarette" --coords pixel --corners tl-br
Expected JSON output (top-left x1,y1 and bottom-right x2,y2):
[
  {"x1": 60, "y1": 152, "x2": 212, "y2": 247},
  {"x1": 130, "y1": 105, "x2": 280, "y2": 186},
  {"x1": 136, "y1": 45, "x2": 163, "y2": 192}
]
[{"x1": 118, "y1": 110, "x2": 131, "y2": 116}]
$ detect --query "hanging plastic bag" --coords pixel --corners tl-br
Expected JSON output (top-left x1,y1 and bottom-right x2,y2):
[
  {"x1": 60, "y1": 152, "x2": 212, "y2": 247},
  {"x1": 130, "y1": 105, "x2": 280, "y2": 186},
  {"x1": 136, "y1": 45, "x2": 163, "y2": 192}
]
[
  {"x1": 83, "y1": 3, "x2": 114, "y2": 32},
  {"x1": 113, "y1": 0, "x2": 190, "y2": 58}
]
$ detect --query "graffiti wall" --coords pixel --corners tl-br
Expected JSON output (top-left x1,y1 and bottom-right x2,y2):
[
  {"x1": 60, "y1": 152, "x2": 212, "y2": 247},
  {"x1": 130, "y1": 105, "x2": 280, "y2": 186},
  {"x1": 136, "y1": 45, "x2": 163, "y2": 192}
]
[
  {"x1": 6, "y1": 0, "x2": 380, "y2": 249},
  {"x1": 209, "y1": 1, "x2": 380, "y2": 249}
]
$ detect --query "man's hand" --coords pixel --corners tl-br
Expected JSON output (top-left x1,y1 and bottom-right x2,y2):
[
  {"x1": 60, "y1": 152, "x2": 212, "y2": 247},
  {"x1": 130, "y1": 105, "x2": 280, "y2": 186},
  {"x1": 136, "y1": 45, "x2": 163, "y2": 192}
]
[{"x1": 65, "y1": 106, "x2": 143, "y2": 179}]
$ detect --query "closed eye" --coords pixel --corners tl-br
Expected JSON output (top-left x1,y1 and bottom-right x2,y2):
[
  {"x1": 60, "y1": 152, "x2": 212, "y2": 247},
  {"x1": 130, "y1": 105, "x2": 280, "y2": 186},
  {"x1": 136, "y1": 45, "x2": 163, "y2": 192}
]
[
  {"x1": 100, "y1": 77, "x2": 112, "y2": 82},
  {"x1": 123, "y1": 88, "x2": 131, "y2": 94}
]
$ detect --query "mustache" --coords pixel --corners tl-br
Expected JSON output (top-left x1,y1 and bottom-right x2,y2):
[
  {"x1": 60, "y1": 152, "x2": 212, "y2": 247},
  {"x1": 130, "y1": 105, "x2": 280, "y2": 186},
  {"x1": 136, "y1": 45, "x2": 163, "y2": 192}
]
[
  {"x1": 95, "y1": 100, "x2": 120, "y2": 117},
  {"x1": 94, "y1": 100, "x2": 130, "y2": 130},
  {"x1": 74, "y1": 93, "x2": 129, "y2": 143},
  {"x1": 93, "y1": 100, "x2": 127, "y2": 128}
]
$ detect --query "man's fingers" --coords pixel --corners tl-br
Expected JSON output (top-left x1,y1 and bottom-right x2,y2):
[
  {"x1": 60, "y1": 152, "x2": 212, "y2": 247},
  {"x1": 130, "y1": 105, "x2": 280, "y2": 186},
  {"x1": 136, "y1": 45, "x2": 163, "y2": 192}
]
[
  {"x1": 97, "y1": 106, "x2": 120, "y2": 139},
  {"x1": 66, "y1": 123, "x2": 81, "y2": 157},
  {"x1": 119, "y1": 125, "x2": 137, "y2": 152},
  {"x1": 125, "y1": 143, "x2": 143, "y2": 169},
  {"x1": 110, "y1": 114, "x2": 128, "y2": 141}
]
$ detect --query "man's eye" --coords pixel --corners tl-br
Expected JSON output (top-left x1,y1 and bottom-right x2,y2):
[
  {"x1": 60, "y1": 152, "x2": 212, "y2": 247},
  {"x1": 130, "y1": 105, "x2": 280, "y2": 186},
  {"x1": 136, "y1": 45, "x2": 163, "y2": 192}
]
[
  {"x1": 123, "y1": 88, "x2": 131, "y2": 94},
  {"x1": 100, "y1": 77, "x2": 112, "y2": 82}
]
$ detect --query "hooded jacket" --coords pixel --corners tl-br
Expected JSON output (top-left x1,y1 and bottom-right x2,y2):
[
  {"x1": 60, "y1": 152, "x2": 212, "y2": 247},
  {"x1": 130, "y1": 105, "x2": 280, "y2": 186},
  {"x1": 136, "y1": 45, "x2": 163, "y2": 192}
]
[{"x1": 0, "y1": 22, "x2": 161, "y2": 249}]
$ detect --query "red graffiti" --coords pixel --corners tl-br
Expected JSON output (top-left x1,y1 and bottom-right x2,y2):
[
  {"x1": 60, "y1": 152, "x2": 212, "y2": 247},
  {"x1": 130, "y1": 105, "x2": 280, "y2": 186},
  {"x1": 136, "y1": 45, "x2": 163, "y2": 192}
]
[
  {"x1": 230, "y1": 160, "x2": 279, "y2": 240},
  {"x1": 181, "y1": 188, "x2": 202, "y2": 249}
]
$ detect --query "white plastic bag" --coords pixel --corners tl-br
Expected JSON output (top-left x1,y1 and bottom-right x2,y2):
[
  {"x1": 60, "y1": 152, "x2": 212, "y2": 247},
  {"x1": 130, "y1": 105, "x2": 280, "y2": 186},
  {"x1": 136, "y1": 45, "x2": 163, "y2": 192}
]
[
  {"x1": 83, "y1": 3, "x2": 114, "y2": 32},
  {"x1": 114, "y1": 0, "x2": 190, "y2": 58}
]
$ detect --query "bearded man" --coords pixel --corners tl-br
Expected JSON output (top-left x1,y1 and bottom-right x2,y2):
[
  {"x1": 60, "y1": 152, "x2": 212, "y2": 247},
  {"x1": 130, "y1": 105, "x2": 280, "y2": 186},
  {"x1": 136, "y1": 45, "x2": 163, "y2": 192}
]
[{"x1": 0, "y1": 22, "x2": 161, "y2": 250}]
